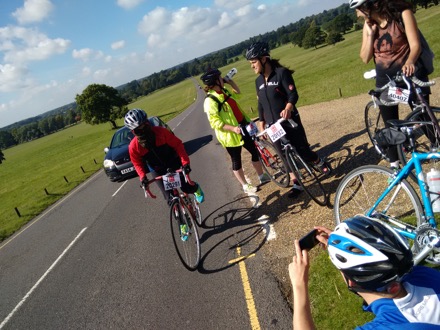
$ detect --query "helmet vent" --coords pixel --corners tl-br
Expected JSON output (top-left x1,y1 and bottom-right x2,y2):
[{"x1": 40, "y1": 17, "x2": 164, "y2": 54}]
[{"x1": 335, "y1": 254, "x2": 347, "y2": 263}]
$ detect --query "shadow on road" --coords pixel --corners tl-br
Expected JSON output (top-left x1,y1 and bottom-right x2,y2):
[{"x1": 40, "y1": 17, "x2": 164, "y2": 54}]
[
  {"x1": 183, "y1": 134, "x2": 213, "y2": 156},
  {"x1": 197, "y1": 195, "x2": 273, "y2": 274}
]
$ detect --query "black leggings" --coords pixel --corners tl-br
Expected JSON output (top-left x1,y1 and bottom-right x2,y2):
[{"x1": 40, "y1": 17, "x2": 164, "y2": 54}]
[
  {"x1": 379, "y1": 104, "x2": 400, "y2": 162},
  {"x1": 225, "y1": 133, "x2": 260, "y2": 171}
]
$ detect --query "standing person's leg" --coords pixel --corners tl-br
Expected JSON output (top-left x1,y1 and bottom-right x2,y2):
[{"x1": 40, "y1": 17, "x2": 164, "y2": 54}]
[
  {"x1": 226, "y1": 146, "x2": 258, "y2": 193},
  {"x1": 379, "y1": 104, "x2": 399, "y2": 168},
  {"x1": 241, "y1": 133, "x2": 270, "y2": 184}
]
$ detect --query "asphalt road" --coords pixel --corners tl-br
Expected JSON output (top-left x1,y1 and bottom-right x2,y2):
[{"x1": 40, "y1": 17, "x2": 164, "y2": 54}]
[{"x1": 0, "y1": 79, "x2": 292, "y2": 329}]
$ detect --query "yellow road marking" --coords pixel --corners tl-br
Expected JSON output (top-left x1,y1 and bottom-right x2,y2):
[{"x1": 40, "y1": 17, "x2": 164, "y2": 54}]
[
  {"x1": 228, "y1": 253, "x2": 255, "y2": 264},
  {"x1": 236, "y1": 246, "x2": 261, "y2": 330}
]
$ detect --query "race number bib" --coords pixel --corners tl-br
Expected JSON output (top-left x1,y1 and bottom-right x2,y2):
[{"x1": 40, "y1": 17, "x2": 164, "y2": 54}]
[
  {"x1": 267, "y1": 122, "x2": 286, "y2": 142},
  {"x1": 245, "y1": 122, "x2": 258, "y2": 136},
  {"x1": 162, "y1": 173, "x2": 182, "y2": 190},
  {"x1": 388, "y1": 87, "x2": 409, "y2": 104}
]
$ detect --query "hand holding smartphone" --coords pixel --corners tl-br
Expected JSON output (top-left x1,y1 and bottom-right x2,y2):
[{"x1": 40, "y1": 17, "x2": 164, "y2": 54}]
[{"x1": 298, "y1": 229, "x2": 319, "y2": 251}]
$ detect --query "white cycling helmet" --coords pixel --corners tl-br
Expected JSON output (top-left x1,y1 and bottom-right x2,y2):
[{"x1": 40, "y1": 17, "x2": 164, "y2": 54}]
[
  {"x1": 349, "y1": 0, "x2": 371, "y2": 9},
  {"x1": 328, "y1": 216, "x2": 413, "y2": 291},
  {"x1": 124, "y1": 108, "x2": 148, "y2": 130}
]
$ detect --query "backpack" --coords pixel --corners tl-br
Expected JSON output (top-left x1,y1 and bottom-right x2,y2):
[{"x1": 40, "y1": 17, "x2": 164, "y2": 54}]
[
  {"x1": 398, "y1": 14, "x2": 435, "y2": 75},
  {"x1": 205, "y1": 89, "x2": 231, "y2": 112}
]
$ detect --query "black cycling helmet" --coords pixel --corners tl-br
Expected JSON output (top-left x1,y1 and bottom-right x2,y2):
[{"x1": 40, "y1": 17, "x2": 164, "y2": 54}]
[
  {"x1": 200, "y1": 68, "x2": 222, "y2": 86},
  {"x1": 328, "y1": 216, "x2": 413, "y2": 292},
  {"x1": 124, "y1": 108, "x2": 148, "y2": 130},
  {"x1": 245, "y1": 41, "x2": 270, "y2": 60}
]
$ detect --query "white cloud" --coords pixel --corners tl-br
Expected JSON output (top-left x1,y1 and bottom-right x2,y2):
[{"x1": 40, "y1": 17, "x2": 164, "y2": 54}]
[
  {"x1": 138, "y1": 7, "x2": 168, "y2": 35},
  {"x1": 0, "y1": 64, "x2": 31, "y2": 92},
  {"x1": 0, "y1": 26, "x2": 70, "y2": 65},
  {"x1": 12, "y1": 0, "x2": 54, "y2": 25},
  {"x1": 116, "y1": 0, "x2": 145, "y2": 10},
  {"x1": 111, "y1": 40, "x2": 125, "y2": 50},
  {"x1": 72, "y1": 48, "x2": 105, "y2": 62},
  {"x1": 215, "y1": 0, "x2": 252, "y2": 10}
]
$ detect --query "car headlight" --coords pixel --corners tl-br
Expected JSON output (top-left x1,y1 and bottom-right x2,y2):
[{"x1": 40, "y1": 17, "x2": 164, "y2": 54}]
[{"x1": 103, "y1": 159, "x2": 115, "y2": 169}]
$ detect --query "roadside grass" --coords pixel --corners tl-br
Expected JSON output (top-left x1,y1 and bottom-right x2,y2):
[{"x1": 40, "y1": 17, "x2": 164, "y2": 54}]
[
  {"x1": 308, "y1": 251, "x2": 374, "y2": 328},
  {"x1": 0, "y1": 79, "x2": 195, "y2": 241},
  {"x1": 0, "y1": 6, "x2": 439, "y2": 329},
  {"x1": 128, "y1": 79, "x2": 196, "y2": 122}
]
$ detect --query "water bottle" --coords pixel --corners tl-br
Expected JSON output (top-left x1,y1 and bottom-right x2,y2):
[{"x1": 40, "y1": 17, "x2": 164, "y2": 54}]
[
  {"x1": 224, "y1": 68, "x2": 237, "y2": 82},
  {"x1": 426, "y1": 168, "x2": 440, "y2": 212}
]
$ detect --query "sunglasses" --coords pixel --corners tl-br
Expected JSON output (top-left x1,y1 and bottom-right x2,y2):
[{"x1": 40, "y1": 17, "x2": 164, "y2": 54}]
[{"x1": 133, "y1": 123, "x2": 148, "y2": 135}]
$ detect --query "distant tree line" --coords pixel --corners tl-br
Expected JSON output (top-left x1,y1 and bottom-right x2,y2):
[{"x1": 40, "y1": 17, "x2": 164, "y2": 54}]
[{"x1": 0, "y1": 1, "x2": 437, "y2": 157}]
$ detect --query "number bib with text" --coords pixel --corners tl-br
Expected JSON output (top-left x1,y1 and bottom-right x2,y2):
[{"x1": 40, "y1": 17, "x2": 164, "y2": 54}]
[
  {"x1": 388, "y1": 87, "x2": 409, "y2": 104},
  {"x1": 162, "y1": 173, "x2": 182, "y2": 190},
  {"x1": 267, "y1": 122, "x2": 286, "y2": 142}
]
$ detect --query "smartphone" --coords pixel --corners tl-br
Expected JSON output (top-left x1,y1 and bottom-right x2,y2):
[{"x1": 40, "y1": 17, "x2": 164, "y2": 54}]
[{"x1": 299, "y1": 229, "x2": 319, "y2": 251}]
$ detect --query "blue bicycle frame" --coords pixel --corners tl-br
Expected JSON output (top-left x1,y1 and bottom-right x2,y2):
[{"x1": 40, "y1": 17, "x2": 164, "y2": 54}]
[{"x1": 366, "y1": 151, "x2": 440, "y2": 241}]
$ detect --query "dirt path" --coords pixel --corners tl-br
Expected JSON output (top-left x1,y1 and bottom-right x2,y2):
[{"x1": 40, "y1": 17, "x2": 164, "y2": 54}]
[{"x1": 241, "y1": 78, "x2": 440, "y2": 305}]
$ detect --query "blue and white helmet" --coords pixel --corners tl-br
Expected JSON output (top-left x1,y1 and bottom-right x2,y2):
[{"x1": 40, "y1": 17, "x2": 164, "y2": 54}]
[
  {"x1": 328, "y1": 216, "x2": 413, "y2": 291},
  {"x1": 124, "y1": 108, "x2": 148, "y2": 130}
]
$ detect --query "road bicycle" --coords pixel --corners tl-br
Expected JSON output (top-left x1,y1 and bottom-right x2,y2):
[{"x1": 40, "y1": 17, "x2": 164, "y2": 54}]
[
  {"x1": 334, "y1": 120, "x2": 440, "y2": 265},
  {"x1": 256, "y1": 118, "x2": 328, "y2": 206},
  {"x1": 143, "y1": 168, "x2": 201, "y2": 270},
  {"x1": 240, "y1": 120, "x2": 290, "y2": 188},
  {"x1": 364, "y1": 70, "x2": 439, "y2": 174}
]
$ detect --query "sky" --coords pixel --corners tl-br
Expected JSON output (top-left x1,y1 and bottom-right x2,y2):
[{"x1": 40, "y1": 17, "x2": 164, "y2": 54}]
[{"x1": 0, "y1": 0, "x2": 347, "y2": 127}]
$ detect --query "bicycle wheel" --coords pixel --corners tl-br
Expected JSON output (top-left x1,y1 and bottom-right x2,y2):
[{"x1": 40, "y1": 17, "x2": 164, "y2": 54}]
[
  {"x1": 285, "y1": 149, "x2": 328, "y2": 206},
  {"x1": 364, "y1": 100, "x2": 388, "y2": 159},
  {"x1": 398, "y1": 106, "x2": 440, "y2": 180},
  {"x1": 258, "y1": 140, "x2": 290, "y2": 188},
  {"x1": 186, "y1": 194, "x2": 203, "y2": 226},
  {"x1": 169, "y1": 199, "x2": 201, "y2": 270},
  {"x1": 334, "y1": 165, "x2": 423, "y2": 229}
]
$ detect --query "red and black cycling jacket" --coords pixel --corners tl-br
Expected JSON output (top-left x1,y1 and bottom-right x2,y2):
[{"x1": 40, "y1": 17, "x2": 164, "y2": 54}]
[
  {"x1": 129, "y1": 126, "x2": 190, "y2": 180},
  {"x1": 256, "y1": 66, "x2": 299, "y2": 125}
]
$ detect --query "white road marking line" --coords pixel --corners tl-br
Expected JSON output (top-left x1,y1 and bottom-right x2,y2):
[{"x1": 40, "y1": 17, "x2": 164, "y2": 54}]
[
  {"x1": 0, "y1": 228, "x2": 88, "y2": 329},
  {"x1": 112, "y1": 180, "x2": 128, "y2": 197},
  {"x1": 257, "y1": 215, "x2": 276, "y2": 241}
]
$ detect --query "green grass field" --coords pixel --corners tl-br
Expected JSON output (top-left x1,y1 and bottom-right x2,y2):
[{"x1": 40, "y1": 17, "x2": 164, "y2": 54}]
[{"x1": 1, "y1": 6, "x2": 439, "y2": 329}]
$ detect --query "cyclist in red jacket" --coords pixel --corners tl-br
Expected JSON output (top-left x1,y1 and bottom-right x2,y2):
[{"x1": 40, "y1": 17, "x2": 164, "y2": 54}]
[{"x1": 125, "y1": 108, "x2": 204, "y2": 203}]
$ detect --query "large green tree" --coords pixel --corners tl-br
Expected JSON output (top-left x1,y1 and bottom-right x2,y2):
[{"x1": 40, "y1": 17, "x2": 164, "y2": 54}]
[
  {"x1": 75, "y1": 84, "x2": 128, "y2": 129},
  {"x1": 303, "y1": 21, "x2": 326, "y2": 49}
]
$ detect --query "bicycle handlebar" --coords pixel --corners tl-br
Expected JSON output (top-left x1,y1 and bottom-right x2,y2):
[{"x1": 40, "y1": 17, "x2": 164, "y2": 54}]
[
  {"x1": 142, "y1": 168, "x2": 193, "y2": 199},
  {"x1": 367, "y1": 71, "x2": 436, "y2": 106},
  {"x1": 255, "y1": 117, "x2": 297, "y2": 138}
]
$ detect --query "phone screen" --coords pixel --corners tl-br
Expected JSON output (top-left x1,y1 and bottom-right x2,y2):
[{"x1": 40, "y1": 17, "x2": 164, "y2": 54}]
[{"x1": 299, "y1": 229, "x2": 319, "y2": 251}]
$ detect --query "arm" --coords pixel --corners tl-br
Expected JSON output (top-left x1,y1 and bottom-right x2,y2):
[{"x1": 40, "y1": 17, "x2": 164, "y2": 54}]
[
  {"x1": 225, "y1": 79, "x2": 240, "y2": 94},
  {"x1": 128, "y1": 140, "x2": 148, "y2": 181},
  {"x1": 203, "y1": 97, "x2": 241, "y2": 134},
  {"x1": 279, "y1": 69, "x2": 298, "y2": 120},
  {"x1": 288, "y1": 240, "x2": 315, "y2": 330},
  {"x1": 359, "y1": 19, "x2": 376, "y2": 64},
  {"x1": 257, "y1": 97, "x2": 265, "y2": 132},
  {"x1": 401, "y1": 9, "x2": 421, "y2": 76}
]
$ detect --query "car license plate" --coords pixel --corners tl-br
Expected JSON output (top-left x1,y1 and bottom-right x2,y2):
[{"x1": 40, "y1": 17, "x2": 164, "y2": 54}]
[{"x1": 121, "y1": 166, "x2": 134, "y2": 174}]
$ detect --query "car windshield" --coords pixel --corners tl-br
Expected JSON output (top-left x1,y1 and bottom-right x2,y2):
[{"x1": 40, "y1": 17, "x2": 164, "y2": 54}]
[{"x1": 110, "y1": 128, "x2": 134, "y2": 149}]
